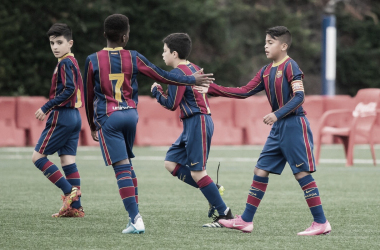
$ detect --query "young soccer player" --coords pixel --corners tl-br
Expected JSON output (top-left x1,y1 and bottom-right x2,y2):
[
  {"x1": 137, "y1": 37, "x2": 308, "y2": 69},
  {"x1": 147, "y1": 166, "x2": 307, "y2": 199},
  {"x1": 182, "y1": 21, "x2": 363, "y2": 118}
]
[
  {"x1": 32, "y1": 23, "x2": 84, "y2": 218},
  {"x1": 196, "y1": 26, "x2": 331, "y2": 235},
  {"x1": 150, "y1": 33, "x2": 233, "y2": 227},
  {"x1": 83, "y1": 14, "x2": 213, "y2": 234}
]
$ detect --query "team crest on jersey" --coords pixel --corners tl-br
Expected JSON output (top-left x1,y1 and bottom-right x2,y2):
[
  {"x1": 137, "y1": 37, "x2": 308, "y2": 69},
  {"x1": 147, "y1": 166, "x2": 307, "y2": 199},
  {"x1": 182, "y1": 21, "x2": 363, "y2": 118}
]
[
  {"x1": 54, "y1": 67, "x2": 58, "y2": 74},
  {"x1": 276, "y1": 70, "x2": 282, "y2": 78}
]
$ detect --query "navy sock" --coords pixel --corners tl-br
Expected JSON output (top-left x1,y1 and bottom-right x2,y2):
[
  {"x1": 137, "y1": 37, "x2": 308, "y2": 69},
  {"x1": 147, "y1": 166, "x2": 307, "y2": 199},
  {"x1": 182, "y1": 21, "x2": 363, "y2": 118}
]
[
  {"x1": 298, "y1": 175, "x2": 326, "y2": 224},
  {"x1": 62, "y1": 163, "x2": 81, "y2": 209},
  {"x1": 171, "y1": 164, "x2": 199, "y2": 188},
  {"x1": 34, "y1": 157, "x2": 72, "y2": 194},
  {"x1": 197, "y1": 175, "x2": 227, "y2": 216},
  {"x1": 130, "y1": 166, "x2": 139, "y2": 211},
  {"x1": 241, "y1": 175, "x2": 268, "y2": 222},
  {"x1": 113, "y1": 164, "x2": 139, "y2": 221}
]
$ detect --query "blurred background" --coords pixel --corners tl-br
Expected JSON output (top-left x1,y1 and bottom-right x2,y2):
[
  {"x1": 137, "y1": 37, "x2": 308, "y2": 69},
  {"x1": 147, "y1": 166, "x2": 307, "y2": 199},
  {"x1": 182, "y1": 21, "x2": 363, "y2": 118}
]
[
  {"x1": 1, "y1": 0, "x2": 380, "y2": 153},
  {"x1": 1, "y1": 0, "x2": 379, "y2": 97}
]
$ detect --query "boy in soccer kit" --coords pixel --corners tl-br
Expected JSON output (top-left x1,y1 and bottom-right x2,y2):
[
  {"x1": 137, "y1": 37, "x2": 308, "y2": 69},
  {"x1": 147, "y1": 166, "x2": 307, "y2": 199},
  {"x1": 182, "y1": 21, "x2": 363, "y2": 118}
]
[
  {"x1": 83, "y1": 14, "x2": 213, "y2": 234},
  {"x1": 32, "y1": 23, "x2": 84, "y2": 218},
  {"x1": 196, "y1": 26, "x2": 331, "y2": 235},
  {"x1": 150, "y1": 33, "x2": 233, "y2": 227}
]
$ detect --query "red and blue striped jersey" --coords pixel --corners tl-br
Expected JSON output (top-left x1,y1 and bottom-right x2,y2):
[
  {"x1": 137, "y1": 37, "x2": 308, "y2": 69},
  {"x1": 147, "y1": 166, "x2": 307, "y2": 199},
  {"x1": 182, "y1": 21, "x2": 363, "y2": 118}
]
[
  {"x1": 41, "y1": 53, "x2": 84, "y2": 114},
  {"x1": 83, "y1": 48, "x2": 197, "y2": 131},
  {"x1": 208, "y1": 56, "x2": 305, "y2": 120},
  {"x1": 151, "y1": 61, "x2": 211, "y2": 119}
]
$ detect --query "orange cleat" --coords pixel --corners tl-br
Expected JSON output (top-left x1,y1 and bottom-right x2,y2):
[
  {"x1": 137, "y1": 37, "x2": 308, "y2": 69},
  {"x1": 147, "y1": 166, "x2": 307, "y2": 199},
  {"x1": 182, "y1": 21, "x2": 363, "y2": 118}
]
[
  {"x1": 57, "y1": 187, "x2": 81, "y2": 216},
  {"x1": 52, "y1": 206, "x2": 85, "y2": 218}
]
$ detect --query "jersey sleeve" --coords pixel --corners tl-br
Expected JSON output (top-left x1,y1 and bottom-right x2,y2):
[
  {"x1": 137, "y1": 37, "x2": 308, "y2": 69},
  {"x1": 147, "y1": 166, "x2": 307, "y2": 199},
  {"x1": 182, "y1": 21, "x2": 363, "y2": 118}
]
[
  {"x1": 83, "y1": 56, "x2": 97, "y2": 131},
  {"x1": 41, "y1": 60, "x2": 77, "y2": 114},
  {"x1": 135, "y1": 52, "x2": 196, "y2": 86},
  {"x1": 274, "y1": 60, "x2": 305, "y2": 119},
  {"x1": 151, "y1": 68, "x2": 186, "y2": 111},
  {"x1": 207, "y1": 68, "x2": 265, "y2": 99}
]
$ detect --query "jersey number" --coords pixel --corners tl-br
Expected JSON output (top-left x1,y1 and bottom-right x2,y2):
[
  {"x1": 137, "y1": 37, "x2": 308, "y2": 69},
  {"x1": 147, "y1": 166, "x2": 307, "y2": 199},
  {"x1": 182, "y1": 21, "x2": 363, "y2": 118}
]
[{"x1": 109, "y1": 73, "x2": 124, "y2": 102}]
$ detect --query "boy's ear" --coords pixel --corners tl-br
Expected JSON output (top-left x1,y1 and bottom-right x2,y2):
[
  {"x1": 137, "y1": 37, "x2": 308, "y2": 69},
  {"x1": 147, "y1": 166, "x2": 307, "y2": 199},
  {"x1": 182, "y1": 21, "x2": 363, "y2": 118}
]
[
  {"x1": 68, "y1": 40, "x2": 73, "y2": 48},
  {"x1": 281, "y1": 43, "x2": 288, "y2": 51},
  {"x1": 103, "y1": 32, "x2": 107, "y2": 39}
]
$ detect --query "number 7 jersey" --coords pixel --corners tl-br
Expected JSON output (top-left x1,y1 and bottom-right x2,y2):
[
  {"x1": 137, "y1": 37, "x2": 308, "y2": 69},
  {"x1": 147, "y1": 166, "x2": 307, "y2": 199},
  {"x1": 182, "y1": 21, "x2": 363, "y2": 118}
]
[{"x1": 84, "y1": 47, "x2": 197, "y2": 131}]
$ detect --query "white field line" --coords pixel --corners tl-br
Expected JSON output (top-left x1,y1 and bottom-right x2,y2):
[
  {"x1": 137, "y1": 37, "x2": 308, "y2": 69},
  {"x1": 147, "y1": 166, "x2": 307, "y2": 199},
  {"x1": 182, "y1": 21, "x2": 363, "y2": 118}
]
[
  {"x1": 0, "y1": 154, "x2": 376, "y2": 165},
  {"x1": 1, "y1": 144, "x2": 380, "y2": 152}
]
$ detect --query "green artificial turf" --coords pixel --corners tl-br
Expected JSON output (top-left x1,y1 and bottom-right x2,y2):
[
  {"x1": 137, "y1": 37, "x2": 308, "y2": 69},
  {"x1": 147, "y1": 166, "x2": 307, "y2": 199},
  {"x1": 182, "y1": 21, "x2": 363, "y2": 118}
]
[{"x1": 0, "y1": 145, "x2": 379, "y2": 249}]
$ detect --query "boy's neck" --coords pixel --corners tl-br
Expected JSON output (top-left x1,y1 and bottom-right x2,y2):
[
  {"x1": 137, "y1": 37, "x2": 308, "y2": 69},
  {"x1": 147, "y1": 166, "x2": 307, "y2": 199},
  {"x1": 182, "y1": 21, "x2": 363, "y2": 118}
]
[
  {"x1": 172, "y1": 58, "x2": 188, "y2": 68},
  {"x1": 106, "y1": 41, "x2": 124, "y2": 49},
  {"x1": 272, "y1": 53, "x2": 288, "y2": 65}
]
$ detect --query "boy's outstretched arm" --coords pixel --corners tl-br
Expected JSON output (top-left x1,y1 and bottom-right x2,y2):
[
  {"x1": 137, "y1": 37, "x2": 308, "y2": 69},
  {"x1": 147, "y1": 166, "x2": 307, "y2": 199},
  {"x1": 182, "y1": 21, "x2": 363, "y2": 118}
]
[
  {"x1": 195, "y1": 70, "x2": 265, "y2": 98},
  {"x1": 151, "y1": 82, "x2": 186, "y2": 111},
  {"x1": 136, "y1": 52, "x2": 213, "y2": 87}
]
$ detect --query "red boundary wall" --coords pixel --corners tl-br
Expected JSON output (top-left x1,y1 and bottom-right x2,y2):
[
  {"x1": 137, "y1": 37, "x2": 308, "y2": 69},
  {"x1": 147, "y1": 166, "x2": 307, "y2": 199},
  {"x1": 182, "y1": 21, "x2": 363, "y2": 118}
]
[{"x1": 1, "y1": 95, "x2": 379, "y2": 146}]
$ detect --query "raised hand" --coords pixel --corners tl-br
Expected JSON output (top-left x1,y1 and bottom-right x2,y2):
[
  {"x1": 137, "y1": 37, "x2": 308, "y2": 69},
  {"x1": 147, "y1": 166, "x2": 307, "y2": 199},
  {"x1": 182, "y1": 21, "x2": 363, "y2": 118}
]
[
  {"x1": 192, "y1": 68, "x2": 214, "y2": 86},
  {"x1": 193, "y1": 85, "x2": 210, "y2": 94},
  {"x1": 151, "y1": 82, "x2": 161, "y2": 92}
]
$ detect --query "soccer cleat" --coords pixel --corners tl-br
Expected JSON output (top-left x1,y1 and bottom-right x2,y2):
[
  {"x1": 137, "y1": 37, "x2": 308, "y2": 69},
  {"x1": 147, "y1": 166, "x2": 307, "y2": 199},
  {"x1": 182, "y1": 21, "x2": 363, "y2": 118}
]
[
  {"x1": 58, "y1": 187, "x2": 81, "y2": 216},
  {"x1": 52, "y1": 206, "x2": 85, "y2": 218},
  {"x1": 297, "y1": 220, "x2": 331, "y2": 236},
  {"x1": 122, "y1": 217, "x2": 145, "y2": 234},
  {"x1": 203, "y1": 208, "x2": 234, "y2": 228},
  {"x1": 218, "y1": 215, "x2": 254, "y2": 233}
]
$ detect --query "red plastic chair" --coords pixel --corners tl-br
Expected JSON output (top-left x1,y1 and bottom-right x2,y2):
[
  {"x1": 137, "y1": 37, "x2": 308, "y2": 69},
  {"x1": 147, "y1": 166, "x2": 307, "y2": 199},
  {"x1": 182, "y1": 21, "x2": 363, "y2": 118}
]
[{"x1": 315, "y1": 89, "x2": 380, "y2": 166}]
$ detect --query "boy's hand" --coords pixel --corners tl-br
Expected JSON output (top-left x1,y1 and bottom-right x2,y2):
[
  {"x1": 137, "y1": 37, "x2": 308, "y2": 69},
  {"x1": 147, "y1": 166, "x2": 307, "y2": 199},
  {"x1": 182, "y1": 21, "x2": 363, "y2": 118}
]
[
  {"x1": 151, "y1": 82, "x2": 161, "y2": 92},
  {"x1": 193, "y1": 68, "x2": 214, "y2": 87},
  {"x1": 91, "y1": 130, "x2": 99, "y2": 142},
  {"x1": 263, "y1": 113, "x2": 277, "y2": 126},
  {"x1": 35, "y1": 108, "x2": 46, "y2": 121},
  {"x1": 194, "y1": 85, "x2": 210, "y2": 94}
]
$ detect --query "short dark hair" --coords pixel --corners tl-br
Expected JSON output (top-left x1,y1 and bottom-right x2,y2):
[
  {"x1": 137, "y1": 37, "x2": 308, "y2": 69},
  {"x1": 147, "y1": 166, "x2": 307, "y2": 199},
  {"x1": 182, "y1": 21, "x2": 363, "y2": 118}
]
[
  {"x1": 47, "y1": 23, "x2": 72, "y2": 41},
  {"x1": 266, "y1": 26, "x2": 292, "y2": 50},
  {"x1": 104, "y1": 14, "x2": 129, "y2": 42},
  {"x1": 162, "y1": 33, "x2": 192, "y2": 59}
]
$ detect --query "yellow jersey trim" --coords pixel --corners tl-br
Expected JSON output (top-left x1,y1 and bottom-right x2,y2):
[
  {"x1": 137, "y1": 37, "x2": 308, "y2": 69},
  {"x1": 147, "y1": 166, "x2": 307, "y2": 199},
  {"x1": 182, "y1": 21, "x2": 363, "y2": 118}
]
[
  {"x1": 272, "y1": 55, "x2": 289, "y2": 67},
  {"x1": 103, "y1": 47, "x2": 124, "y2": 51},
  {"x1": 58, "y1": 53, "x2": 74, "y2": 62},
  {"x1": 176, "y1": 60, "x2": 191, "y2": 67}
]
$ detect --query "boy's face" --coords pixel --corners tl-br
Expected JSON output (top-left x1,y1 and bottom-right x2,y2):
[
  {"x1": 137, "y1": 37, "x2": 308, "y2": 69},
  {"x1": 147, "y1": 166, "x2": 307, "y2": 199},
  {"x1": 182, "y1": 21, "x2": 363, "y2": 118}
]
[
  {"x1": 162, "y1": 43, "x2": 176, "y2": 67},
  {"x1": 264, "y1": 34, "x2": 287, "y2": 60},
  {"x1": 49, "y1": 35, "x2": 73, "y2": 58}
]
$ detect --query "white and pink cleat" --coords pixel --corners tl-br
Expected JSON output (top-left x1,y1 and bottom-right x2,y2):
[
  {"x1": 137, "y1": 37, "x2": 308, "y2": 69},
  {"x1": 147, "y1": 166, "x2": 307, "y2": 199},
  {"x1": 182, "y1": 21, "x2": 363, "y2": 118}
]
[
  {"x1": 297, "y1": 220, "x2": 332, "y2": 236},
  {"x1": 218, "y1": 215, "x2": 253, "y2": 233}
]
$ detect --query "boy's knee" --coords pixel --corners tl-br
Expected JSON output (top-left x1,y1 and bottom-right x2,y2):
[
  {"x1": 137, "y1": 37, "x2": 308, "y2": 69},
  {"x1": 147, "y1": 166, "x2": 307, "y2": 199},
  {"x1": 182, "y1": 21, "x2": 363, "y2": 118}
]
[
  {"x1": 32, "y1": 151, "x2": 45, "y2": 164},
  {"x1": 254, "y1": 167, "x2": 269, "y2": 177},
  {"x1": 164, "y1": 161, "x2": 176, "y2": 172},
  {"x1": 190, "y1": 170, "x2": 207, "y2": 183},
  {"x1": 294, "y1": 171, "x2": 310, "y2": 180}
]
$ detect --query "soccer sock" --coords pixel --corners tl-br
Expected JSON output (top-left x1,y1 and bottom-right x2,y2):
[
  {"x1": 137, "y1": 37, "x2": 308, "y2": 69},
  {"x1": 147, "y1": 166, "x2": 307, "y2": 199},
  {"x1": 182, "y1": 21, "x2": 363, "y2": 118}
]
[
  {"x1": 130, "y1": 166, "x2": 138, "y2": 208},
  {"x1": 197, "y1": 175, "x2": 228, "y2": 216},
  {"x1": 171, "y1": 164, "x2": 199, "y2": 188},
  {"x1": 298, "y1": 175, "x2": 327, "y2": 224},
  {"x1": 34, "y1": 157, "x2": 72, "y2": 194},
  {"x1": 62, "y1": 163, "x2": 81, "y2": 209},
  {"x1": 241, "y1": 175, "x2": 268, "y2": 222},
  {"x1": 113, "y1": 164, "x2": 139, "y2": 222}
]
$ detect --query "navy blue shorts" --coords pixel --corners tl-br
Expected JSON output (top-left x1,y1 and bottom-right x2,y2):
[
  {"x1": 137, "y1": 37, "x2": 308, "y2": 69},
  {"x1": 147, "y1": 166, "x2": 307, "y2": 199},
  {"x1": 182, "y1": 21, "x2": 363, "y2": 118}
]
[
  {"x1": 256, "y1": 115, "x2": 316, "y2": 175},
  {"x1": 98, "y1": 109, "x2": 138, "y2": 166},
  {"x1": 165, "y1": 114, "x2": 213, "y2": 171},
  {"x1": 35, "y1": 108, "x2": 81, "y2": 156}
]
